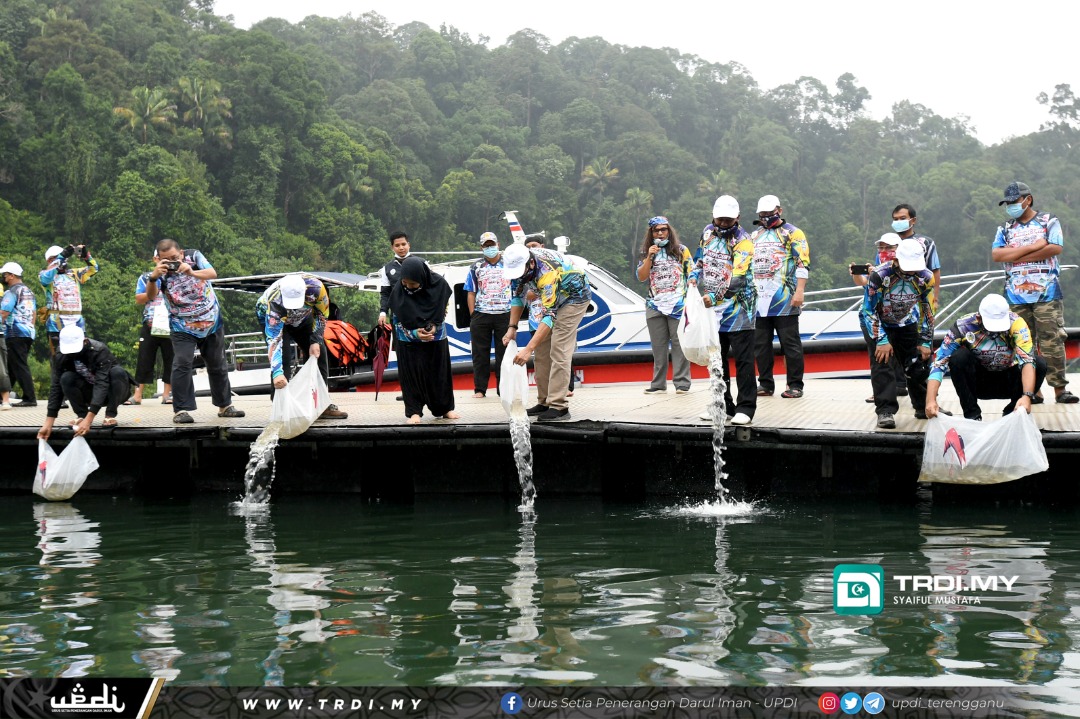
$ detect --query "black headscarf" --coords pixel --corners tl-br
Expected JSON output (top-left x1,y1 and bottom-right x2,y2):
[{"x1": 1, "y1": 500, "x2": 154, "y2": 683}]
[{"x1": 388, "y1": 257, "x2": 452, "y2": 330}]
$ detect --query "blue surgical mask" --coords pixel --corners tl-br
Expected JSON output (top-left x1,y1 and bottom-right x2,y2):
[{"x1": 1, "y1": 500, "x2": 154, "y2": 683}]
[
  {"x1": 483, "y1": 245, "x2": 499, "y2": 259},
  {"x1": 655, "y1": 239, "x2": 669, "y2": 247},
  {"x1": 891, "y1": 219, "x2": 911, "y2": 233},
  {"x1": 1005, "y1": 202, "x2": 1025, "y2": 219}
]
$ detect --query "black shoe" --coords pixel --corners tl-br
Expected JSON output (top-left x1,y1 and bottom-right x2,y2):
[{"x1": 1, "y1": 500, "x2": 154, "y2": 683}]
[
  {"x1": 395, "y1": 395, "x2": 404, "y2": 401},
  {"x1": 13, "y1": 399, "x2": 37, "y2": 408},
  {"x1": 896, "y1": 387, "x2": 909, "y2": 397},
  {"x1": 914, "y1": 408, "x2": 952, "y2": 420},
  {"x1": 536, "y1": 407, "x2": 570, "y2": 422},
  {"x1": 525, "y1": 403, "x2": 549, "y2": 417},
  {"x1": 218, "y1": 405, "x2": 246, "y2": 418},
  {"x1": 877, "y1": 413, "x2": 896, "y2": 429},
  {"x1": 173, "y1": 411, "x2": 194, "y2": 424}
]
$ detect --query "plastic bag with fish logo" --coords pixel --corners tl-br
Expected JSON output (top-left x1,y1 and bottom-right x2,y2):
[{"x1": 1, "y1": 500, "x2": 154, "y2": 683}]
[
  {"x1": 270, "y1": 355, "x2": 330, "y2": 439},
  {"x1": 677, "y1": 289, "x2": 719, "y2": 366},
  {"x1": 919, "y1": 411, "x2": 1047, "y2": 484},
  {"x1": 499, "y1": 340, "x2": 530, "y2": 416},
  {"x1": 33, "y1": 436, "x2": 100, "y2": 501}
]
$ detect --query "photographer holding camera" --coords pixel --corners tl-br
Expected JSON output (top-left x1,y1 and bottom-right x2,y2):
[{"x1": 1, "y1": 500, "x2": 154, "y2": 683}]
[
  {"x1": 40, "y1": 243, "x2": 98, "y2": 355},
  {"x1": 145, "y1": 238, "x2": 245, "y2": 424}
]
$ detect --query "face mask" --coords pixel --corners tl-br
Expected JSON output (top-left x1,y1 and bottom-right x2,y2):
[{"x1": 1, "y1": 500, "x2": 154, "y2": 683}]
[
  {"x1": 655, "y1": 239, "x2": 669, "y2": 247},
  {"x1": 286, "y1": 308, "x2": 308, "y2": 323},
  {"x1": 483, "y1": 245, "x2": 499, "y2": 259},
  {"x1": 403, "y1": 285, "x2": 421, "y2": 295},
  {"x1": 759, "y1": 213, "x2": 782, "y2": 229},
  {"x1": 714, "y1": 223, "x2": 738, "y2": 237},
  {"x1": 1005, "y1": 202, "x2": 1025, "y2": 219},
  {"x1": 891, "y1": 219, "x2": 911, "y2": 233},
  {"x1": 879, "y1": 249, "x2": 896, "y2": 263}
]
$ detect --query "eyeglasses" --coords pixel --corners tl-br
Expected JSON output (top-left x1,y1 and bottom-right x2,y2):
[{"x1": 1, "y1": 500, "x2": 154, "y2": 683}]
[{"x1": 652, "y1": 227, "x2": 670, "y2": 233}]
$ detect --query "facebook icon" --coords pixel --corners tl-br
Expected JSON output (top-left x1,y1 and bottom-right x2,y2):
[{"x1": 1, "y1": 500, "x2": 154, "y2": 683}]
[{"x1": 501, "y1": 692, "x2": 523, "y2": 714}]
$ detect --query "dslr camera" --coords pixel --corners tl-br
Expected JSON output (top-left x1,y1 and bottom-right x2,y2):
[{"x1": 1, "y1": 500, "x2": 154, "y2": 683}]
[{"x1": 164, "y1": 260, "x2": 182, "y2": 272}]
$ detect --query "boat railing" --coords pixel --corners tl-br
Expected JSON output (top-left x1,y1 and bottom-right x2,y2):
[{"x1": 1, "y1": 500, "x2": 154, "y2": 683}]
[
  {"x1": 224, "y1": 332, "x2": 268, "y2": 370},
  {"x1": 802, "y1": 265, "x2": 1078, "y2": 341}
]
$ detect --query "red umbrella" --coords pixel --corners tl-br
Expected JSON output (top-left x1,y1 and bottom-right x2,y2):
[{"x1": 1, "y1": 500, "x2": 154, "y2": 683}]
[{"x1": 373, "y1": 324, "x2": 391, "y2": 400}]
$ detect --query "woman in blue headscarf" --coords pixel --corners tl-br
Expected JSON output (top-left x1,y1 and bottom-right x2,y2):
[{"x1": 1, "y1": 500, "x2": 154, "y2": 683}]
[{"x1": 636, "y1": 216, "x2": 694, "y2": 394}]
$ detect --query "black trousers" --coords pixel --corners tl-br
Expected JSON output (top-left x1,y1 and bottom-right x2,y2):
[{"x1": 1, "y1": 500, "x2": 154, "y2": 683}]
[
  {"x1": 270, "y1": 324, "x2": 329, "y2": 399},
  {"x1": 61, "y1": 366, "x2": 131, "y2": 418},
  {"x1": 863, "y1": 327, "x2": 907, "y2": 390},
  {"x1": 754, "y1": 314, "x2": 804, "y2": 392},
  {"x1": 719, "y1": 329, "x2": 757, "y2": 418},
  {"x1": 949, "y1": 348, "x2": 1048, "y2": 419},
  {"x1": 870, "y1": 324, "x2": 927, "y2": 415},
  {"x1": 397, "y1": 338, "x2": 455, "y2": 418},
  {"x1": 469, "y1": 311, "x2": 511, "y2": 394},
  {"x1": 6, "y1": 336, "x2": 35, "y2": 401},
  {"x1": 135, "y1": 323, "x2": 175, "y2": 384},
  {"x1": 170, "y1": 325, "x2": 233, "y2": 412}
]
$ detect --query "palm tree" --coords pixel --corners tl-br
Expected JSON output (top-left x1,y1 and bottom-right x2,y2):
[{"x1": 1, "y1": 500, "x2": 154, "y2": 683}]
[
  {"x1": 175, "y1": 76, "x2": 233, "y2": 147},
  {"x1": 697, "y1": 170, "x2": 738, "y2": 199},
  {"x1": 622, "y1": 187, "x2": 653, "y2": 269},
  {"x1": 333, "y1": 167, "x2": 375, "y2": 210},
  {"x1": 579, "y1": 157, "x2": 619, "y2": 202},
  {"x1": 113, "y1": 87, "x2": 177, "y2": 144}
]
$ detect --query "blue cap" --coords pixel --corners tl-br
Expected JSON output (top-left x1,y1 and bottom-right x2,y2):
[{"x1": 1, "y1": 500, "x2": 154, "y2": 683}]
[{"x1": 998, "y1": 181, "x2": 1031, "y2": 205}]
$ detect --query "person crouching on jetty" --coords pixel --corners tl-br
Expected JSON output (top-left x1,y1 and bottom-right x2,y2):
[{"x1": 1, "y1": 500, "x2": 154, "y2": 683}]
[
  {"x1": 37, "y1": 325, "x2": 135, "y2": 438},
  {"x1": 388, "y1": 257, "x2": 460, "y2": 424}
]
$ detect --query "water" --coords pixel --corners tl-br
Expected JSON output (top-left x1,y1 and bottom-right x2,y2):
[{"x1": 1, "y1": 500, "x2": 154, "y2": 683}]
[
  {"x1": 706, "y1": 350, "x2": 731, "y2": 503},
  {"x1": 241, "y1": 422, "x2": 282, "y2": 505},
  {"x1": 508, "y1": 408, "x2": 536, "y2": 510},
  {"x1": 5, "y1": 492, "x2": 1080, "y2": 712}
]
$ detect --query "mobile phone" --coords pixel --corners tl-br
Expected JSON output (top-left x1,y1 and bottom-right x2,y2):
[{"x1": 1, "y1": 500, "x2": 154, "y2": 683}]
[{"x1": 850, "y1": 263, "x2": 871, "y2": 276}]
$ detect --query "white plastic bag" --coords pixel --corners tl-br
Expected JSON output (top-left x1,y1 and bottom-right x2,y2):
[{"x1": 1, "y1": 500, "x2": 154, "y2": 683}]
[
  {"x1": 499, "y1": 340, "x2": 530, "y2": 416},
  {"x1": 919, "y1": 411, "x2": 1048, "y2": 484},
  {"x1": 33, "y1": 437, "x2": 100, "y2": 501},
  {"x1": 270, "y1": 356, "x2": 330, "y2": 439},
  {"x1": 677, "y1": 289, "x2": 719, "y2": 366},
  {"x1": 150, "y1": 301, "x2": 170, "y2": 337}
]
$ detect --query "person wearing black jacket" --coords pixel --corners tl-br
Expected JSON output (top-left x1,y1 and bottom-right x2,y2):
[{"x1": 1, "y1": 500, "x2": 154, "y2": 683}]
[
  {"x1": 37, "y1": 325, "x2": 134, "y2": 439},
  {"x1": 377, "y1": 231, "x2": 413, "y2": 327}
]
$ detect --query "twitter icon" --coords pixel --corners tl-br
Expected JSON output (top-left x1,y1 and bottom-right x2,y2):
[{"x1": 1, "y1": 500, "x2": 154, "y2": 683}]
[
  {"x1": 862, "y1": 692, "x2": 885, "y2": 715},
  {"x1": 840, "y1": 692, "x2": 862, "y2": 715}
]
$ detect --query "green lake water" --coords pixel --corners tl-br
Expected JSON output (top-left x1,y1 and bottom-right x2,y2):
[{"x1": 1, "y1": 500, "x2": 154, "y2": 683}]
[{"x1": 2, "y1": 490, "x2": 1079, "y2": 711}]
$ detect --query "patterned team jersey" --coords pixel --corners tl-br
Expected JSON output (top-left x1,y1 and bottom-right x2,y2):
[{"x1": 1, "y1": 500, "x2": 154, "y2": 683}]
[
  {"x1": 636, "y1": 244, "x2": 693, "y2": 318},
  {"x1": 992, "y1": 213, "x2": 1063, "y2": 304},
  {"x1": 689, "y1": 225, "x2": 756, "y2": 333},
  {"x1": 39, "y1": 255, "x2": 98, "y2": 333},
  {"x1": 464, "y1": 258, "x2": 512, "y2": 314},
  {"x1": 929, "y1": 312, "x2": 1035, "y2": 383},
  {"x1": 158, "y1": 249, "x2": 220, "y2": 338},
  {"x1": 751, "y1": 222, "x2": 810, "y2": 317},
  {"x1": 135, "y1": 272, "x2": 165, "y2": 324},
  {"x1": 256, "y1": 275, "x2": 330, "y2": 380},
  {"x1": 392, "y1": 319, "x2": 448, "y2": 343},
  {"x1": 908, "y1": 233, "x2": 941, "y2": 272},
  {"x1": 510, "y1": 248, "x2": 591, "y2": 330},
  {"x1": 1, "y1": 282, "x2": 37, "y2": 339},
  {"x1": 860, "y1": 263, "x2": 936, "y2": 346}
]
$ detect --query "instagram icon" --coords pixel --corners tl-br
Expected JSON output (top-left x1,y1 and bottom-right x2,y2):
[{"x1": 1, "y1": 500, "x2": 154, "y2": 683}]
[{"x1": 818, "y1": 692, "x2": 840, "y2": 714}]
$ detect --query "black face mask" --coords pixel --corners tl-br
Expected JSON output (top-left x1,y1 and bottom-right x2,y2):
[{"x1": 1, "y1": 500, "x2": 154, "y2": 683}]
[
  {"x1": 521, "y1": 261, "x2": 539, "y2": 283},
  {"x1": 716, "y1": 223, "x2": 739, "y2": 238}
]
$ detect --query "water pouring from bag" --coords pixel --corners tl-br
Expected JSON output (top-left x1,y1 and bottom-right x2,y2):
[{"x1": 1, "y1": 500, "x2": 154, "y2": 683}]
[{"x1": 500, "y1": 340, "x2": 536, "y2": 510}]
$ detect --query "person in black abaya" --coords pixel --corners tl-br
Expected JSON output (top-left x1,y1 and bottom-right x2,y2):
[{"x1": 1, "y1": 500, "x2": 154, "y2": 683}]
[{"x1": 388, "y1": 257, "x2": 461, "y2": 424}]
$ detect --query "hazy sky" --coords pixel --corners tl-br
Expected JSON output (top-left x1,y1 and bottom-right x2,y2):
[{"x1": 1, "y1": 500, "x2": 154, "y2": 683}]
[{"x1": 214, "y1": 0, "x2": 1077, "y2": 146}]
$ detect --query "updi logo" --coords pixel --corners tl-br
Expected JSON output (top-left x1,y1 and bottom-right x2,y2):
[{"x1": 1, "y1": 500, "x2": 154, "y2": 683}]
[
  {"x1": 833, "y1": 564, "x2": 884, "y2": 615},
  {"x1": 500, "y1": 692, "x2": 523, "y2": 715}
]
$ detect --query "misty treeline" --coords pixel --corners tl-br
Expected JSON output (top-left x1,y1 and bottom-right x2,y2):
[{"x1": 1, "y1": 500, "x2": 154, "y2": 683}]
[{"x1": 1, "y1": 0, "x2": 1077, "y2": 385}]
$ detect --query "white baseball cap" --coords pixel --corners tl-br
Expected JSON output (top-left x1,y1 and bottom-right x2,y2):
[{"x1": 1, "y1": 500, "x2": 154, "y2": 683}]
[
  {"x1": 58, "y1": 325, "x2": 86, "y2": 354},
  {"x1": 979, "y1": 294, "x2": 1011, "y2": 332},
  {"x1": 279, "y1": 274, "x2": 307, "y2": 310},
  {"x1": 712, "y1": 195, "x2": 740, "y2": 219},
  {"x1": 501, "y1": 243, "x2": 531, "y2": 280},
  {"x1": 0, "y1": 261, "x2": 23, "y2": 276},
  {"x1": 896, "y1": 238, "x2": 926, "y2": 271},
  {"x1": 756, "y1": 195, "x2": 780, "y2": 213},
  {"x1": 45, "y1": 245, "x2": 64, "y2": 261},
  {"x1": 878, "y1": 232, "x2": 901, "y2": 247}
]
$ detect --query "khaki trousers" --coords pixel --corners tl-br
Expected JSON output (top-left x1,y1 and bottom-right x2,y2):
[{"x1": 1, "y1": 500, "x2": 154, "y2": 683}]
[{"x1": 533, "y1": 300, "x2": 589, "y2": 411}]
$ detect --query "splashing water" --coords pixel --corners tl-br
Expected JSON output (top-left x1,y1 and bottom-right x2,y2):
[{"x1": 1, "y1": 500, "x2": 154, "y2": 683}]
[
  {"x1": 662, "y1": 499, "x2": 757, "y2": 517},
  {"x1": 508, "y1": 406, "x2": 536, "y2": 511},
  {"x1": 705, "y1": 350, "x2": 732, "y2": 503},
  {"x1": 240, "y1": 421, "x2": 282, "y2": 505}
]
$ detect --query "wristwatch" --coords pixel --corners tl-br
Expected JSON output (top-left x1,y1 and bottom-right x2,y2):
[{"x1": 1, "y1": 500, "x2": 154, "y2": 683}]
[{"x1": 1023, "y1": 391, "x2": 1036, "y2": 399}]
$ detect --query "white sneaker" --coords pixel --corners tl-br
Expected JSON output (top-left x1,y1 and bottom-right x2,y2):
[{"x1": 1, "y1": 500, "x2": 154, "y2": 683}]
[
  {"x1": 0, "y1": 402, "x2": 11, "y2": 411},
  {"x1": 731, "y1": 413, "x2": 752, "y2": 425},
  {"x1": 675, "y1": 388, "x2": 690, "y2": 395}
]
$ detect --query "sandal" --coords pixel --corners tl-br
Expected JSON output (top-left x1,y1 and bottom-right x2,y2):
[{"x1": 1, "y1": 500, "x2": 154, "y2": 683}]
[
  {"x1": 781, "y1": 388, "x2": 804, "y2": 399},
  {"x1": 161, "y1": 396, "x2": 172, "y2": 404},
  {"x1": 123, "y1": 399, "x2": 139, "y2": 406},
  {"x1": 1057, "y1": 391, "x2": 1079, "y2": 404},
  {"x1": 756, "y1": 386, "x2": 773, "y2": 397},
  {"x1": 102, "y1": 418, "x2": 118, "y2": 427},
  {"x1": 217, "y1": 405, "x2": 246, "y2": 418}
]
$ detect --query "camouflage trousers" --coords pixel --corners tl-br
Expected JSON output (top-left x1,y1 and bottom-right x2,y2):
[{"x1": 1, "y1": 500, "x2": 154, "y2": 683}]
[{"x1": 1009, "y1": 299, "x2": 1069, "y2": 388}]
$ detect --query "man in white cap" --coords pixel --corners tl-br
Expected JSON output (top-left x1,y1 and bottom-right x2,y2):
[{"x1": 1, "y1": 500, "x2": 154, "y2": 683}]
[
  {"x1": 39, "y1": 243, "x2": 98, "y2": 354},
  {"x1": 689, "y1": 195, "x2": 757, "y2": 425},
  {"x1": 36, "y1": 325, "x2": 135, "y2": 438},
  {"x1": 255, "y1": 273, "x2": 347, "y2": 419},
  {"x1": 925, "y1": 293, "x2": 1046, "y2": 422},
  {"x1": 502, "y1": 242, "x2": 591, "y2": 421},
  {"x1": 464, "y1": 231, "x2": 512, "y2": 398},
  {"x1": 1, "y1": 261, "x2": 38, "y2": 407},
  {"x1": 852, "y1": 233, "x2": 909, "y2": 402},
  {"x1": 751, "y1": 194, "x2": 810, "y2": 399},
  {"x1": 860, "y1": 237, "x2": 939, "y2": 428}
]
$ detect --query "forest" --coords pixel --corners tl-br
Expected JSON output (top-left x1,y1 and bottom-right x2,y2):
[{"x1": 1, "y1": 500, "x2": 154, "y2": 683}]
[{"x1": 2, "y1": 0, "x2": 1078, "y2": 388}]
